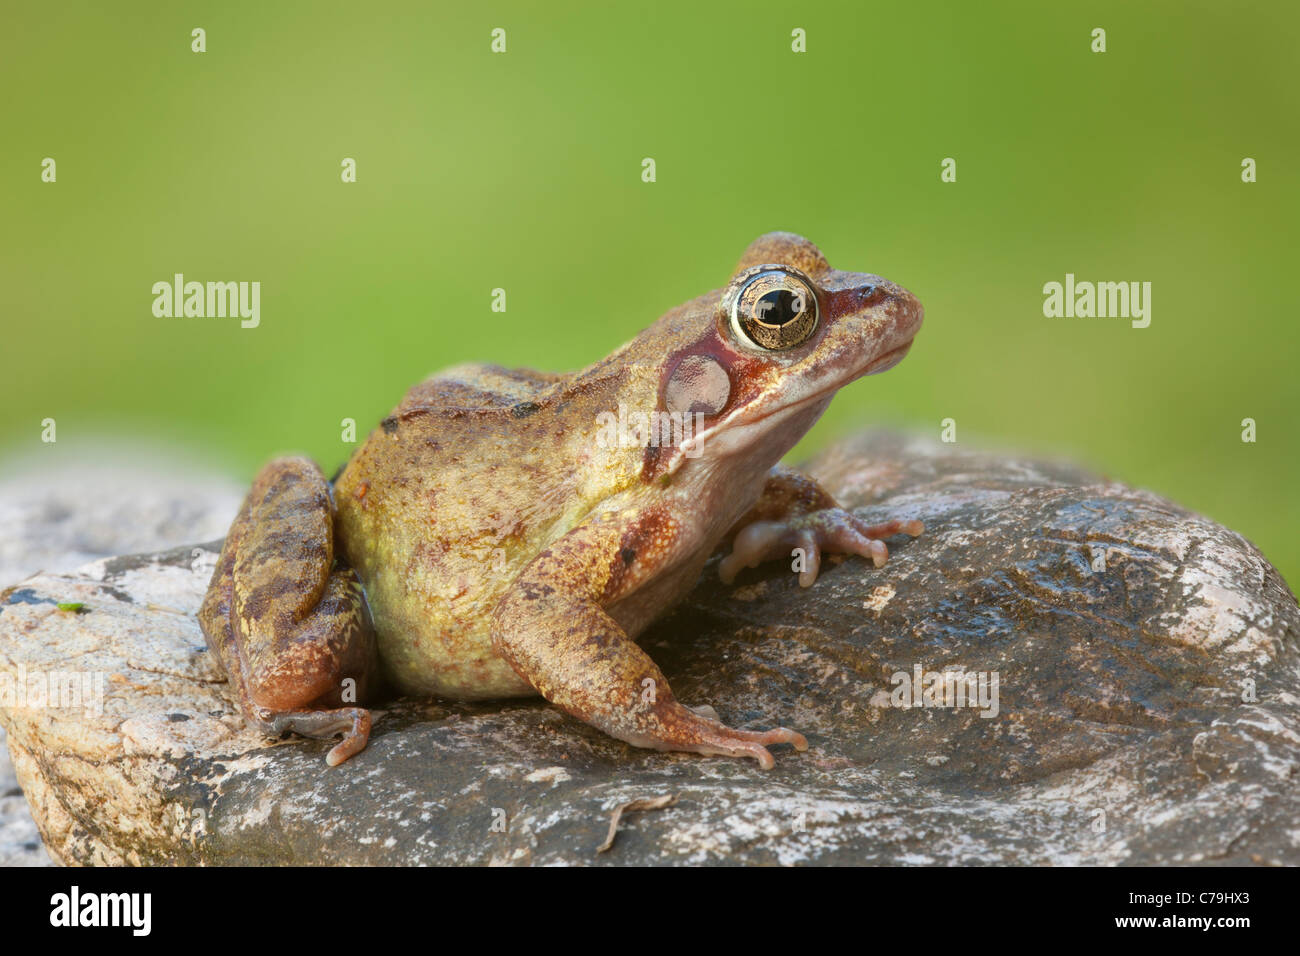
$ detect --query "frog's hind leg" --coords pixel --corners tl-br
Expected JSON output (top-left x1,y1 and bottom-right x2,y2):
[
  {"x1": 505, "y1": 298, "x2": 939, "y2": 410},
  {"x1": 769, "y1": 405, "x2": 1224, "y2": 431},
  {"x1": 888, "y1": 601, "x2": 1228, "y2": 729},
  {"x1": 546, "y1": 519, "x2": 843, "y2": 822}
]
[{"x1": 199, "y1": 457, "x2": 379, "y2": 766}]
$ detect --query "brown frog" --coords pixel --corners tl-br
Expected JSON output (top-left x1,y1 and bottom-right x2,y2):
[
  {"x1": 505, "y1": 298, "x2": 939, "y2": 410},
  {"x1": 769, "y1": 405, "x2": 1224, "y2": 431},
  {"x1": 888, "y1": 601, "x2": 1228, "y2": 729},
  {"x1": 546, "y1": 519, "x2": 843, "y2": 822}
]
[{"x1": 198, "y1": 232, "x2": 924, "y2": 768}]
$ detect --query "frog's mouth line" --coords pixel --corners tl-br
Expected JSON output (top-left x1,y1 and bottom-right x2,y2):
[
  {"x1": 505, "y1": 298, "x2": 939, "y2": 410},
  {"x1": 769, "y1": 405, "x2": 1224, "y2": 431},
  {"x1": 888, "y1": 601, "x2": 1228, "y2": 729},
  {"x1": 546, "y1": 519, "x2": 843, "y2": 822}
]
[
  {"x1": 767, "y1": 337, "x2": 916, "y2": 418},
  {"x1": 678, "y1": 335, "x2": 916, "y2": 463},
  {"x1": 862, "y1": 339, "x2": 914, "y2": 376},
  {"x1": 776, "y1": 337, "x2": 916, "y2": 418}
]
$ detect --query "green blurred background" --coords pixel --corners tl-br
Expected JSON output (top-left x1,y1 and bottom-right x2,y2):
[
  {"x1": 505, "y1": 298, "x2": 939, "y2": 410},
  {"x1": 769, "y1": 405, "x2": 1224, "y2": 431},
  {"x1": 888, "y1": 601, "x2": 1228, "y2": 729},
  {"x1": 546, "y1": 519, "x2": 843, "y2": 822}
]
[{"x1": 2, "y1": 1, "x2": 1296, "y2": 587}]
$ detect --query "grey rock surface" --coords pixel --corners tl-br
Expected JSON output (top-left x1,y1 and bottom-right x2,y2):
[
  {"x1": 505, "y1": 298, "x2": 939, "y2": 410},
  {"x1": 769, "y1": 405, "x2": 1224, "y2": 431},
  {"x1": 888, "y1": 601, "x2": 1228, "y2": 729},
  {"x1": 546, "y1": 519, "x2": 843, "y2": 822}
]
[
  {"x1": 1, "y1": 431, "x2": 1296, "y2": 865},
  {"x1": 0, "y1": 448, "x2": 243, "y2": 588},
  {"x1": 0, "y1": 732, "x2": 47, "y2": 867},
  {"x1": 0, "y1": 451, "x2": 241, "y2": 866}
]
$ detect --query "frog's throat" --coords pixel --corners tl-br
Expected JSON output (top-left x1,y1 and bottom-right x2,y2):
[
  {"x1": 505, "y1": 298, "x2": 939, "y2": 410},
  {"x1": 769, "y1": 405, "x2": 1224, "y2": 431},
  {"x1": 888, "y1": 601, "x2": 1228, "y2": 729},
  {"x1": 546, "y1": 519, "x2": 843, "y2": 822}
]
[
  {"x1": 662, "y1": 389, "x2": 837, "y2": 478},
  {"x1": 659, "y1": 330, "x2": 914, "y2": 476}
]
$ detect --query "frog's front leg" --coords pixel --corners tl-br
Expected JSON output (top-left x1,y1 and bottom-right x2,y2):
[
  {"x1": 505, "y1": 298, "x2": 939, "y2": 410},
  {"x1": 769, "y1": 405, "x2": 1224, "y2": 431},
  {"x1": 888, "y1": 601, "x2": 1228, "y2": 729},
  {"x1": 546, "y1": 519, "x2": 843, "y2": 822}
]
[
  {"x1": 491, "y1": 513, "x2": 807, "y2": 769},
  {"x1": 198, "y1": 457, "x2": 379, "y2": 766},
  {"x1": 719, "y1": 464, "x2": 923, "y2": 587}
]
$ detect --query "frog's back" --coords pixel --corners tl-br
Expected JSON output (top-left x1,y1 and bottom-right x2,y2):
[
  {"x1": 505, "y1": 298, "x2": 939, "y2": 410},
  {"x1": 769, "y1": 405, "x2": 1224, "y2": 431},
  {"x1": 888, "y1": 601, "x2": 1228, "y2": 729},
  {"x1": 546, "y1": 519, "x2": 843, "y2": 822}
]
[
  {"x1": 332, "y1": 363, "x2": 632, "y2": 699},
  {"x1": 394, "y1": 362, "x2": 566, "y2": 411}
]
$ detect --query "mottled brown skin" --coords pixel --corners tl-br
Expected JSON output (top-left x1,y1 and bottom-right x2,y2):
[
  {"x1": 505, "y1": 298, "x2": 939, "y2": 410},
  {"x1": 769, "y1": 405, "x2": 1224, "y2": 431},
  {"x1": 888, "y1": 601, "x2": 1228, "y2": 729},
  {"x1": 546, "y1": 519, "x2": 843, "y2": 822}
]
[
  {"x1": 199, "y1": 458, "x2": 376, "y2": 764},
  {"x1": 198, "y1": 232, "x2": 925, "y2": 768}
]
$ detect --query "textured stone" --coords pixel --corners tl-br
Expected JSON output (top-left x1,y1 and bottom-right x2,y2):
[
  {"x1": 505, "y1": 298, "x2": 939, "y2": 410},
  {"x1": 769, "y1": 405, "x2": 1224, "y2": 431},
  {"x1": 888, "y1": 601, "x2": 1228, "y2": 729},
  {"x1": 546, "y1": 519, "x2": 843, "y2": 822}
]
[
  {"x1": 0, "y1": 451, "x2": 241, "y2": 866},
  {"x1": 1, "y1": 431, "x2": 1296, "y2": 865},
  {"x1": 0, "y1": 729, "x2": 47, "y2": 867}
]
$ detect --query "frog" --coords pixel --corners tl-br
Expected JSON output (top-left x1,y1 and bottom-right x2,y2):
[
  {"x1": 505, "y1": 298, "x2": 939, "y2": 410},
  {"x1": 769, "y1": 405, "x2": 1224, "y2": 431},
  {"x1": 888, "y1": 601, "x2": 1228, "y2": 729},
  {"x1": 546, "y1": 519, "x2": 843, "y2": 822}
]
[{"x1": 198, "y1": 232, "x2": 924, "y2": 769}]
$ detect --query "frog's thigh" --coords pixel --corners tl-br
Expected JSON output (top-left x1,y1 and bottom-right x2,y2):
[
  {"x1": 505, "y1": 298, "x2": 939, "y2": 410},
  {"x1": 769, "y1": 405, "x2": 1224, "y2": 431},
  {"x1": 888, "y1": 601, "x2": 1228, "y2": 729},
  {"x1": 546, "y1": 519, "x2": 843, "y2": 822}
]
[
  {"x1": 199, "y1": 456, "x2": 378, "y2": 766},
  {"x1": 490, "y1": 523, "x2": 807, "y2": 769}
]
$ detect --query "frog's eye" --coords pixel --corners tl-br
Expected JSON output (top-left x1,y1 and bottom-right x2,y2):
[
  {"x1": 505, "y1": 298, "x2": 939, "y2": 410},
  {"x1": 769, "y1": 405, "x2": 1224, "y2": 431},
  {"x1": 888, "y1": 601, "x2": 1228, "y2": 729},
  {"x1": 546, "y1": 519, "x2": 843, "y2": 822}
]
[{"x1": 730, "y1": 270, "x2": 819, "y2": 351}]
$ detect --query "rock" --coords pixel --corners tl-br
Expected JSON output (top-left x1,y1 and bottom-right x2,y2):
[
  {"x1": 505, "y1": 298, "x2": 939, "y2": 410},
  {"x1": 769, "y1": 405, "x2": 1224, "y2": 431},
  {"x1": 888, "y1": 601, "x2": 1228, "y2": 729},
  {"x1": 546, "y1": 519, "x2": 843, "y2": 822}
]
[
  {"x1": 0, "y1": 451, "x2": 242, "y2": 866},
  {"x1": 0, "y1": 731, "x2": 48, "y2": 867},
  {"x1": 0, "y1": 445, "x2": 243, "y2": 588},
  {"x1": 1, "y1": 430, "x2": 1296, "y2": 865}
]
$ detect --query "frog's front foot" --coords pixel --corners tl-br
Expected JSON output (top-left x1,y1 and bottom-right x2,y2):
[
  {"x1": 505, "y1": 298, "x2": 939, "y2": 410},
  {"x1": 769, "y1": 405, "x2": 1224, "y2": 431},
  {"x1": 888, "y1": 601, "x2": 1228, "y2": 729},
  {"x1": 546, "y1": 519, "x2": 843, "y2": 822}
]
[{"x1": 720, "y1": 511, "x2": 924, "y2": 588}]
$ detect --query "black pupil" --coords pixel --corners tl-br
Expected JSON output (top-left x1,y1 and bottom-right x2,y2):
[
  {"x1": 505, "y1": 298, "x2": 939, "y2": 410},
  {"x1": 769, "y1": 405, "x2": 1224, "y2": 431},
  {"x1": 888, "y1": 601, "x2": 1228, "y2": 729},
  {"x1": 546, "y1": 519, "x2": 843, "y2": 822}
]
[{"x1": 754, "y1": 289, "x2": 805, "y2": 326}]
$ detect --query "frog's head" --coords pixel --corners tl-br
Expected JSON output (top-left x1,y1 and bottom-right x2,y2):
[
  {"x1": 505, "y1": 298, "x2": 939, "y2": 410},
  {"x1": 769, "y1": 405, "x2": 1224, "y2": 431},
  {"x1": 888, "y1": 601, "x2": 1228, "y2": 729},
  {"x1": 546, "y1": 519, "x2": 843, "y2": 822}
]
[{"x1": 639, "y1": 231, "x2": 923, "y2": 479}]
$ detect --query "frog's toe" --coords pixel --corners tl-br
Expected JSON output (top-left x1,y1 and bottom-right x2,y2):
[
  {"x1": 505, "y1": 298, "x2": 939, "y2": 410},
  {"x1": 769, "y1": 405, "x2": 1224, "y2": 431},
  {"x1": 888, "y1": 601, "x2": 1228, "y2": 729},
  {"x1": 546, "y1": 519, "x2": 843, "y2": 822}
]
[
  {"x1": 795, "y1": 510, "x2": 925, "y2": 580},
  {"x1": 850, "y1": 515, "x2": 924, "y2": 541},
  {"x1": 722, "y1": 509, "x2": 923, "y2": 586},
  {"x1": 837, "y1": 514, "x2": 925, "y2": 571},
  {"x1": 733, "y1": 725, "x2": 809, "y2": 751},
  {"x1": 715, "y1": 740, "x2": 778, "y2": 770},
  {"x1": 679, "y1": 717, "x2": 808, "y2": 769},
  {"x1": 261, "y1": 707, "x2": 373, "y2": 767},
  {"x1": 623, "y1": 703, "x2": 808, "y2": 769},
  {"x1": 808, "y1": 518, "x2": 888, "y2": 575},
  {"x1": 705, "y1": 731, "x2": 808, "y2": 770},
  {"x1": 324, "y1": 710, "x2": 373, "y2": 767},
  {"x1": 718, "y1": 520, "x2": 789, "y2": 583}
]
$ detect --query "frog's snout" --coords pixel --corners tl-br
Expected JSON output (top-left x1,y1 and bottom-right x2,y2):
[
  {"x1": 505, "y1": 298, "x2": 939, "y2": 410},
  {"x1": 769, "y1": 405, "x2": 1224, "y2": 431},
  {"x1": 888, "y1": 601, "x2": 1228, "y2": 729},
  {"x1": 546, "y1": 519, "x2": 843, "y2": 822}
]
[
  {"x1": 881, "y1": 280, "x2": 924, "y2": 341},
  {"x1": 857, "y1": 280, "x2": 922, "y2": 376}
]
